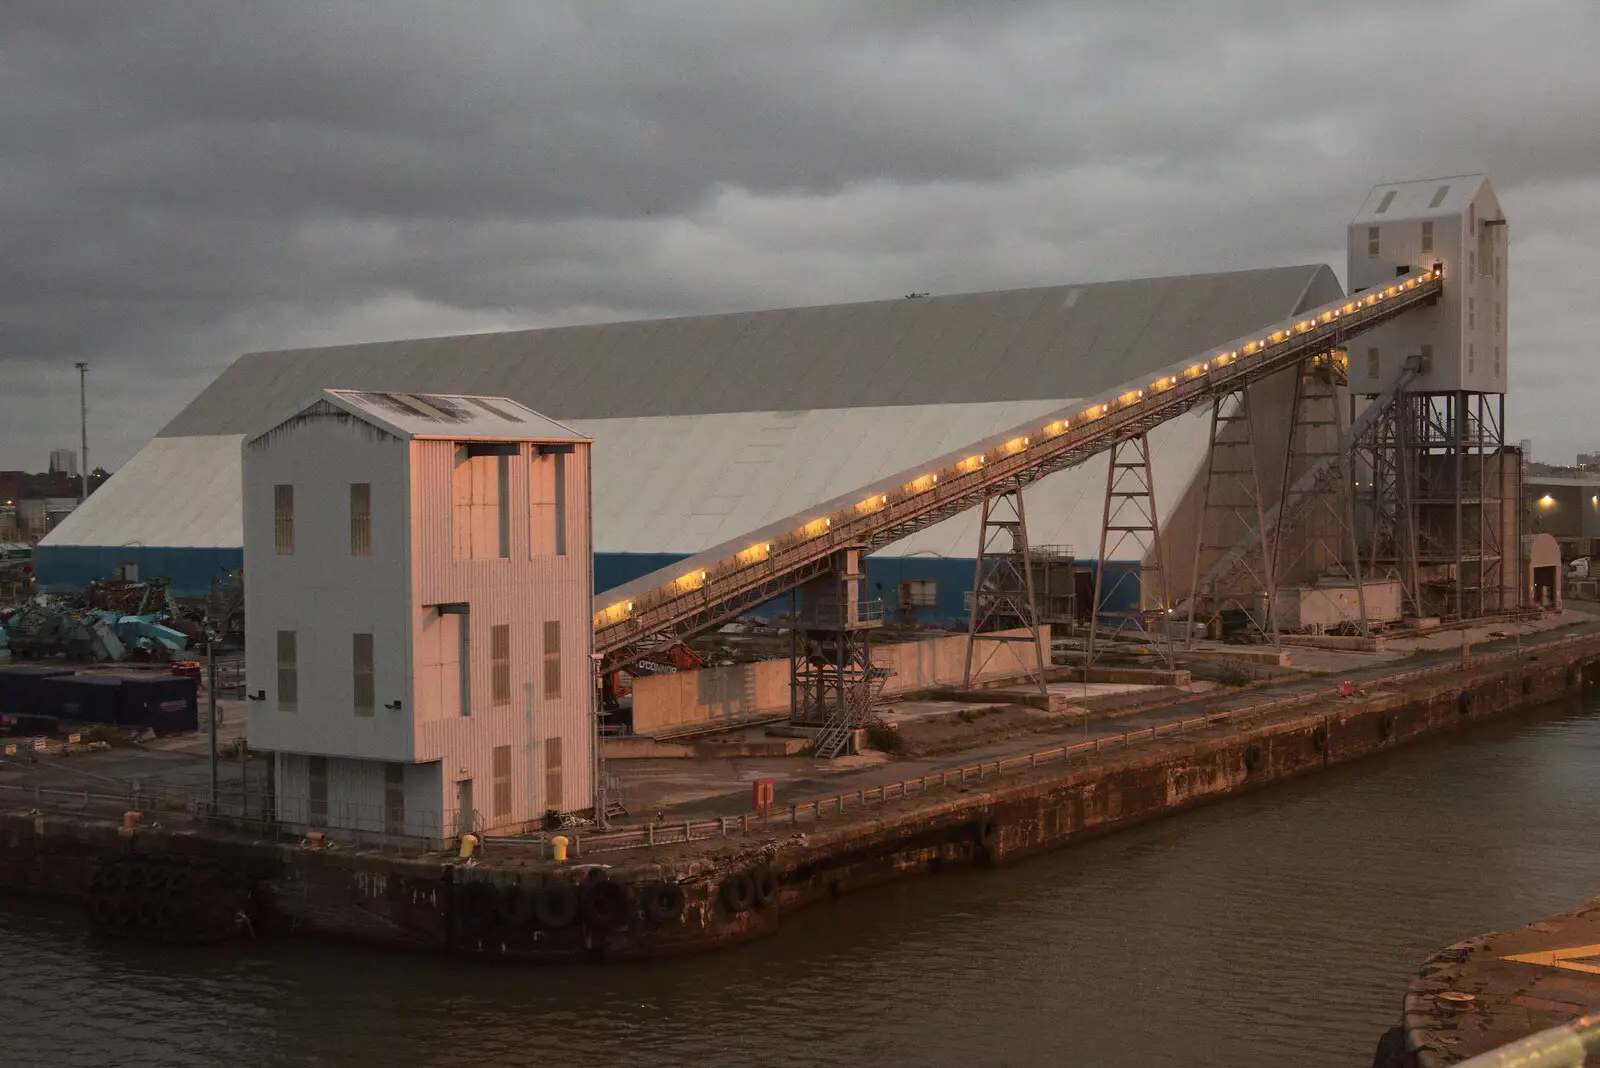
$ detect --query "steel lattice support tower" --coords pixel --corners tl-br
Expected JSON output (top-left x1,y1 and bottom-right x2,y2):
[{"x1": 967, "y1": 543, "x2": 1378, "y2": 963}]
[
  {"x1": 1086, "y1": 433, "x2": 1173, "y2": 667},
  {"x1": 1273, "y1": 354, "x2": 1370, "y2": 634},
  {"x1": 1185, "y1": 387, "x2": 1277, "y2": 643},
  {"x1": 962, "y1": 488, "x2": 1050, "y2": 694}
]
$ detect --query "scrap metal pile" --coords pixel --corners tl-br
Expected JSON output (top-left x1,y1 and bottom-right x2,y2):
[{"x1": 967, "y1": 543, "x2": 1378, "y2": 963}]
[{"x1": 1, "y1": 577, "x2": 202, "y2": 662}]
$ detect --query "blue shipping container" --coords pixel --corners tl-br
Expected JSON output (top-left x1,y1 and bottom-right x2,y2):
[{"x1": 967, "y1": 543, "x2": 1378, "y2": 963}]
[
  {"x1": 0, "y1": 666, "x2": 76, "y2": 718},
  {"x1": 34, "y1": 675, "x2": 123, "y2": 725},
  {"x1": 117, "y1": 676, "x2": 199, "y2": 734}
]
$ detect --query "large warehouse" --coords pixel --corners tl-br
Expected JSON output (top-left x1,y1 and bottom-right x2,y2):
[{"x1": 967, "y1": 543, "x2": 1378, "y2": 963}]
[{"x1": 38, "y1": 263, "x2": 1342, "y2": 620}]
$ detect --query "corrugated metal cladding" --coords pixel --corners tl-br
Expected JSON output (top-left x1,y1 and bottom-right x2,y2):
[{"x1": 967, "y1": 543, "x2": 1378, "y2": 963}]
[
  {"x1": 575, "y1": 399, "x2": 1212, "y2": 559},
  {"x1": 38, "y1": 265, "x2": 1342, "y2": 597},
  {"x1": 159, "y1": 265, "x2": 1339, "y2": 436},
  {"x1": 409, "y1": 439, "x2": 593, "y2": 821}
]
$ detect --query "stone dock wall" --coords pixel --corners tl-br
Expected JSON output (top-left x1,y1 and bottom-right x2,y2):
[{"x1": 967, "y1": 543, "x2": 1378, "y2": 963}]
[{"x1": 3, "y1": 638, "x2": 1597, "y2": 963}]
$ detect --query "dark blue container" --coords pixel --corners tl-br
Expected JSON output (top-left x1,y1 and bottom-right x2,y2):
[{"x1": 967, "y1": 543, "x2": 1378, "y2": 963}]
[
  {"x1": 117, "y1": 675, "x2": 199, "y2": 734},
  {"x1": 34, "y1": 674, "x2": 123, "y2": 724},
  {"x1": 0, "y1": 666, "x2": 76, "y2": 718}
]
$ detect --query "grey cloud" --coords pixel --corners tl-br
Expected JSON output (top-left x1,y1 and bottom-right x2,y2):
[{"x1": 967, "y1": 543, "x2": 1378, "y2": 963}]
[{"x1": 2, "y1": 0, "x2": 1598, "y2": 470}]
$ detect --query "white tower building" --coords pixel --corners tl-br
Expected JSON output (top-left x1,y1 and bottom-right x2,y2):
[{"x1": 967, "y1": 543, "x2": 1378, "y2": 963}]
[
  {"x1": 243, "y1": 389, "x2": 593, "y2": 839},
  {"x1": 1346, "y1": 174, "x2": 1507, "y2": 394}
]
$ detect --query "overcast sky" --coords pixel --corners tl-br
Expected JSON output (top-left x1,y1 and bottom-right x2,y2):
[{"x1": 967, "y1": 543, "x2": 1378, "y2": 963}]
[{"x1": 3, "y1": 1, "x2": 1598, "y2": 471}]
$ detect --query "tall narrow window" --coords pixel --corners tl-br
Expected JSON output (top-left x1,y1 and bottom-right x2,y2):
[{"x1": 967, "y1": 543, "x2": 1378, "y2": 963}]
[
  {"x1": 459, "y1": 610, "x2": 472, "y2": 716},
  {"x1": 542, "y1": 621, "x2": 561, "y2": 699},
  {"x1": 553, "y1": 452, "x2": 567, "y2": 557},
  {"x1": 274, "y1": 484, "x2": 294, "y2": 554},
  {"x1": 1468, "y1": 297, "x2": 1475, "y2": 329},
  {"x1": 492, "y1": 745, "x2": 512, "y2": 822},
  {"x1": 496, "y1": 454, "x2": 510, "y2": 558},
  {"x1": 544, "y1": 737, "x2": 564, "y2": 810},
  {"x1": 1468, "y1": 343, "x2": 1476, "y2": 373},
  {"x1": 1494, "y1": 302, "x2": 1501, "y2": 332},
  {"x1": 1367, "y1": 226, "x2": 1380, "y2": 257},
  {"x1": 530, "y1": 447, "x2": 569, "y2": 557},
  {"x1": 384, "y1": 763, "x2": 405, "y2": 836},
  {"x1": 277, "y1": 630, "x2": 298, "y2": 711},
  {"x1": 1366, "y1": 347, "x2": 1380, "y2": 379},
  {"x1": 1494, "y1": 346, "x2": 1502, "y2": 376},
  {"x1": 308, "y1": 756, "x2": 327, "y2": 827},
  {"x1": 353, "y1": 632, "x2": 375, "y2": 717},
  {"x1": 1469, "y1": 251, "x2": 1476, "y2": 277},
  {"x1": 350, "y1": 483, "x2": 371, "y2": 556},
  {"x1": 491, "y1": 624, "x2": 511, "y2": 706},
  {"x1": 1420, "y1": 220, "x2": 1434, "y2": 253}
]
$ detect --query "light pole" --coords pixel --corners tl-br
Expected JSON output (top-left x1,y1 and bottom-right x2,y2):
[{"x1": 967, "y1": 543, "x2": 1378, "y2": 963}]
[{"x1": 74, "y1": 362, "x2": 89, "y2": 503}]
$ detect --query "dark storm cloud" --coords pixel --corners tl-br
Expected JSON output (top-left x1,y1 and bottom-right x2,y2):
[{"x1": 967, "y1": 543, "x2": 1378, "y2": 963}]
[{"x1": 2, "y1": 0, "x2": 1598, "y2": 469}]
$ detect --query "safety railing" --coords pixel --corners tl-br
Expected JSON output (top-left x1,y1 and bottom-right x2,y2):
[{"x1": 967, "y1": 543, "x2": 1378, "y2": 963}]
[
  {"x1": 508, "y1": 628, "x2": 1597, "y2": 857},
  {"x1": 2, "y1": 624, "x2": 1587, "y2": 860},
  {"x1": 1450, "y1": 1013, "x2": 1600, "y2": 1067},
  {"x1": 595, "y1": 270, "x2": 1445, "y2": 669}
]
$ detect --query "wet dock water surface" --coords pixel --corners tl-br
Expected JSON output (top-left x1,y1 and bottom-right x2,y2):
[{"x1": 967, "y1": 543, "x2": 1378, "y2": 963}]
[{"x1": 5, "y1": 693, "x2": 1600, "y2": 1067}]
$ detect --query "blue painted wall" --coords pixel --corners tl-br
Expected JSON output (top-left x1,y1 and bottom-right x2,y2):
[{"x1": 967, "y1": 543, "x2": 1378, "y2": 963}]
[
  {"x1": 594, "y1": 551, "x2": 1140, "y2": 626},
  {"x1": 36, "y1": 545, "x2": 1142, "y2": 622},
  {"x1": 34, "y1": 546, "x2": 243, "y2": 598}
]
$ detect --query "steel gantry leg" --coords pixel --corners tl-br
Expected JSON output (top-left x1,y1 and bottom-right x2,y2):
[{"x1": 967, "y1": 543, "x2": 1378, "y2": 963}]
[
  {"x1": 1273, "y1": 355, "x2": 1368, "y2": 635},
  {"x1": 963, "y1": 487, "x2": 1050, "y2": 695},
  {"x1": 1086, "y1": 433, "x2": 1173, "y2": 668},
  {"x1": 1185, "y1": 388, "x2": 1277, "y2": 646}
]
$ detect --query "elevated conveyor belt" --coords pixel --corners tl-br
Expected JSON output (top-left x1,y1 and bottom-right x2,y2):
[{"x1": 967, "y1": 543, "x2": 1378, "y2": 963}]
[{"x1": 594, "y1": 268, "x2": 1444, "y2": 669}]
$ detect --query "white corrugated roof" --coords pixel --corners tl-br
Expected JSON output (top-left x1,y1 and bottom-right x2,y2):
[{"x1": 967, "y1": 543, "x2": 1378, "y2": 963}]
[
  {"x1": 40, "y1": 435, "x2": 245, "y2": 548},
  {"x1": 315, "y1": 389, "x2": 586, "y2": 442},
  {"x1": 162, "y1": 265, "x2": 1339, "y2": 434},
  {"x1": 1351, "y1": 174, "x2": 1487, "y2": 223},
  {"x1": 576, "y1": 401, "x2": 1211, "y2": 559}
]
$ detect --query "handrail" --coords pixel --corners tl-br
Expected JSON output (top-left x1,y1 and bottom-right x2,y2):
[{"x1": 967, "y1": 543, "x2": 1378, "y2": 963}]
[
  {"x1": 594, "y1": 270, "x2": 1445, "y2": 669},
  {"x1": 1450, "y1": 1013, "x2": 1600, "y2": 1067}
]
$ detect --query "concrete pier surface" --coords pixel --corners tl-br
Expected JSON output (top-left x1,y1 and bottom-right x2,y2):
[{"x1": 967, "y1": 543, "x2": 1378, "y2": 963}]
[{"x1": 1397, "y1": 897, "x2": 1600, "y2": 1066}]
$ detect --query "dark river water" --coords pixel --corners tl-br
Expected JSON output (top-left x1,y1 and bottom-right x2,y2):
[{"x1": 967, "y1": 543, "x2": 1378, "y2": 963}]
[{"x1": 5, "y1": 695, "x2": 1600, "y2": 1068}]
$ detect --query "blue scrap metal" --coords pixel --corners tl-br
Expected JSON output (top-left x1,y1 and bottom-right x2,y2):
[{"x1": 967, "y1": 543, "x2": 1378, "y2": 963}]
[{"x1": 1, "y1": 598, "x2": 187, "y2": 662}]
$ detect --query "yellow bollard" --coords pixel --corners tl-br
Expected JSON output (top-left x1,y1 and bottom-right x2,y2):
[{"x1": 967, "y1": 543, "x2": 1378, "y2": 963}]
[
  {"x1": 551, "y1": 835, "x2": 569, "y2": 862},
  {"x1": 458, "y1": 833, "x2": 479, "y2": 859}
]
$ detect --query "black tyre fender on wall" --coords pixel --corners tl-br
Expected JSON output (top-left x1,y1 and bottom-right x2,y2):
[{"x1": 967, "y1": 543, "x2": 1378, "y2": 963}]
[
  {"x1": 752, "y1": 869, "x2": 778, "y2": 909},
  {"x1": 1243, "y1": 744, "x2": 1263, "y2": 773},
  {"x1": 495, "y1": 881, "x2": 538, "y2": 927},
  {"x1": 1311, "y1": 725, "x2": 1328, "y2": 752},
  {"x1": 1378, "y1": 712, "x2": 1395, "y2": 740},
  {"x1": 972, "y1": 818, "x2": 999, "y2": 853},
  {"x1": 720, "y1": 872, "x2": 757, "y2": 914},
  {"x1": 1458, "y1": 690, "x2": 1474, "y2": 714},
  {"x1": 641, "y1": 882, "x2": 686, "y2": 925},
  {"x1": 534, "y1": 879, "x2": 579, "y2": 929},
  {"x1": 455, "y1": 881, "x2": 498, "y2": 936},
  {"x1": 581, "y1": 878, "x2": 631, "y2": 930}
]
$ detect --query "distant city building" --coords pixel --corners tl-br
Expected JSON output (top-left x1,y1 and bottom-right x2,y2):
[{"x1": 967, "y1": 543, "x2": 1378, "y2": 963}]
[
  {"x1": 1577, "y1": 452, "x2": 1600, "y2": 469},
  {"x1": 48, "y1": 449, "x2": 78, "y2": 478}
]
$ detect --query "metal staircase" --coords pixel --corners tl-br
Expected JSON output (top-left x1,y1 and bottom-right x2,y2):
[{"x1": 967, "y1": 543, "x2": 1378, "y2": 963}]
[
  {"x1": 811, "y1": 665, "x2": 893, "y2": 759},
  {"x1": 594, "y1": 269, "x2": 1445, "y2": 672}
]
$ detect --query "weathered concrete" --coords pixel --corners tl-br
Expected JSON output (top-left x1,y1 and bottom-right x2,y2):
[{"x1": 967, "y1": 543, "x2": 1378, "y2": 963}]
[
  {"x1": 630, "y1": 626, "x2": 1049, "y2": 736},
  {"x1": 3, "y1": 635, "x2": 1597, "y2": 964},
  {"x1": 1185, "y1": 647, "x2": 1294, "y2": 666},
  {"x1": 1394, "y1": 888, "x2": 1600, "y2": 1065}
]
